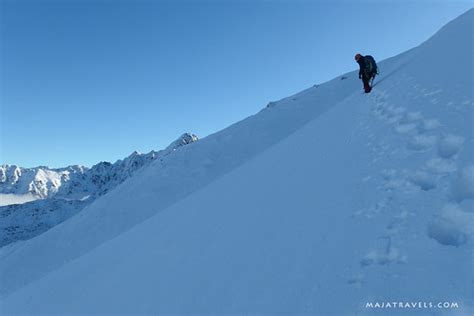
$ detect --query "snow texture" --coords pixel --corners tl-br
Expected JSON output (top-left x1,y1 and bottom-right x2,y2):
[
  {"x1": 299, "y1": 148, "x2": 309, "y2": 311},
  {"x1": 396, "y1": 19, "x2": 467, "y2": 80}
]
[
  {"x1": 0, "y1": 194, "x2": 38, "y2": 207},
  {"x1": 0, "y1": 9, "x2": 473, "y2": 316}
]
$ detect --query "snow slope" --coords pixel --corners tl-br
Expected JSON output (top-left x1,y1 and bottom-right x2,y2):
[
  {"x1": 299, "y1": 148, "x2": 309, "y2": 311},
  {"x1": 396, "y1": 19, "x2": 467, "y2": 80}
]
[
  {"x1": 0, "y1": 50, "x2": 361, "y2": 298},
  {"x1": 1, "y1": 9, "x2": 473, "y2": 315}
]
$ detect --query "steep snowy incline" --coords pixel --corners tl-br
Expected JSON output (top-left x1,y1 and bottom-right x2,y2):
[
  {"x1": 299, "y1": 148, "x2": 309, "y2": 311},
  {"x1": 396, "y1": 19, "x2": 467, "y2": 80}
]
[
  {"x1": 2, "y1": 9, "x2": 473, "y2": 315},
  {"x1": 0, "y1": 43, "x2": 369, "y2": 296}
]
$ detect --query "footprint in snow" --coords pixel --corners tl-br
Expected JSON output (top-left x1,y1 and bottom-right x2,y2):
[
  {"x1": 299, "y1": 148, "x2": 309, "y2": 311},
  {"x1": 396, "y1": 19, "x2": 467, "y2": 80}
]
[
  {"x1": 408, "y1": 170, "x2": 437, "y2": 191},
  {"x1": 451, "y1": 165, "x2": 474, "y2": 202},
  {"x1": 406, "y1": 134, "x2": 438, "y2": 151},
  {"x1": 428, "y1": 203, "x2": 474, "y2": 247},
  {"x1": 420, "y1": 118, "x2": 442, "y2": 132},
  {"x1": 360, "y1": 237, "x2": 407, "y2": 267},
  {"x1": 427, "y1": 166, "x2": 474, "y2": 247},
  {"x1": 437, "y1": 134, "x2": 464, "y2": 159}
]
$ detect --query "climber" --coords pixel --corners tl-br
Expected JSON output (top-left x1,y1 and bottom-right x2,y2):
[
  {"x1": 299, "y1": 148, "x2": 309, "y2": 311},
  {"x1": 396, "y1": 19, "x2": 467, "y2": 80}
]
[{"x1": 355, "y1": 53, "x2": 378, "y2": 93}]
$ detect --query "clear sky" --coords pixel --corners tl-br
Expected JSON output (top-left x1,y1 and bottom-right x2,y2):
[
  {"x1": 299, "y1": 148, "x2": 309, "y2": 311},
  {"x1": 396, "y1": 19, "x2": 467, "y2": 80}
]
[{"x1": 1, "y1": 0, "x2": 472, "y2": 168}]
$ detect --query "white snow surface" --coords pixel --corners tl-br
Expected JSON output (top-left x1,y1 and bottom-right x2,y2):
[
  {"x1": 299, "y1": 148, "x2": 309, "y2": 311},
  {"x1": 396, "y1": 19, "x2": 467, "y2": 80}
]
[
  {"x1": 0, "y1": 194, "x2": 38, "y2": 207},
  {"x1": 0, "y1": 164, "x2": 86, "y2": 199},
  {"x1": 1, "y1": 9, "x2": 473, "y2": 315}
]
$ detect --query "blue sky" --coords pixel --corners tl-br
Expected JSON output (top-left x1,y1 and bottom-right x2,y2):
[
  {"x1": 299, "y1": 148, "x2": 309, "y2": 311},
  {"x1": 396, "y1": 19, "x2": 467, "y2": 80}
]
[{"x1": 1, "y1": 0, "x2": 472, "y2": 168}]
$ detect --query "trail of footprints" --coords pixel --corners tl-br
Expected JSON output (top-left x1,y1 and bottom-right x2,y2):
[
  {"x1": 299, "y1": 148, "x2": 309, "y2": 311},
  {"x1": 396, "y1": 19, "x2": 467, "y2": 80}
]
[{"x1": 352, "y1": 87, "x2": 474, "y2": 279}]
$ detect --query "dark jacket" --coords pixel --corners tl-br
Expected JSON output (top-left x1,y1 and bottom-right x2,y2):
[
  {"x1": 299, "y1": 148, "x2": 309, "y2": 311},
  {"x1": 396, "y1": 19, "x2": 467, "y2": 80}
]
[
  {"x1": 357, "y1": 55, "x2": 377, "y2": 79},
  {"x1": 357, "y1": 57, "x2": 367, "y2": 79}
]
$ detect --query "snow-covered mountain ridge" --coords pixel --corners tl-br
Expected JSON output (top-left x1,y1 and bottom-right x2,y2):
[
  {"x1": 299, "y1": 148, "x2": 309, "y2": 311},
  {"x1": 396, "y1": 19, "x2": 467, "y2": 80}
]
[
  {"x1": 0, "y1": 164, "x2": 85, "y2": 199},
  {"x1": 1, "y1": 9, "x2": 473, "y2": 316},
  {"x1": 0, "y1": 133, "x2": 198, "y2": 247},
  {"x1": 0, "y1": 133, "x2": 198, "y2": 200}
]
